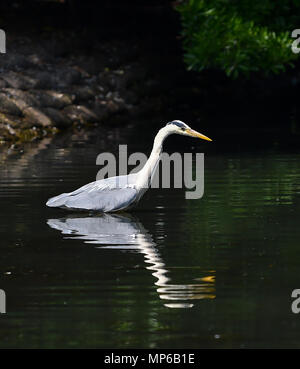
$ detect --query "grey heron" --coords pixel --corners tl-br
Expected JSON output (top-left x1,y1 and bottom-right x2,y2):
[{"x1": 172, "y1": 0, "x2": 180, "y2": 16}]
[{"x1": 46, "y1": 120, "x2": 212, "y2": 212}]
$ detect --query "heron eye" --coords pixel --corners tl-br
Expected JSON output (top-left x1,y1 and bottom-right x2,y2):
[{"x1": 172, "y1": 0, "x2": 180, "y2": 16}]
[{"x1": 181, "y1": 127, "x2": 185, "y2": 131}]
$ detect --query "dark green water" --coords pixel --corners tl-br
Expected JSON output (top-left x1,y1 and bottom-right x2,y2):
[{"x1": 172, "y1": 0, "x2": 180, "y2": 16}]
[{"x1": 1, "y1": 127, "x2": 300, "y2": 348}]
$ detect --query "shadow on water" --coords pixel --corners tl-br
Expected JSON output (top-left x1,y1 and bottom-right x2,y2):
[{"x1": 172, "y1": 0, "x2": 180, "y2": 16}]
[{"x1": 47, "y1": 214, "x2": 215, "y2": 309}]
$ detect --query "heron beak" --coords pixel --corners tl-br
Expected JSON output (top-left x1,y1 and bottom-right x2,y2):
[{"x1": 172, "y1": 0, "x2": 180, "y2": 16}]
[{"x1": 186, "y1": 129, "x2": 212, "y2": 141}]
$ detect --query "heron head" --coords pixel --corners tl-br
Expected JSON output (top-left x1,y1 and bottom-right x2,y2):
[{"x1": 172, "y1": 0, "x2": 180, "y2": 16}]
[{"x1": 166, "y1": 120, "x2": 212, "y2": 141}]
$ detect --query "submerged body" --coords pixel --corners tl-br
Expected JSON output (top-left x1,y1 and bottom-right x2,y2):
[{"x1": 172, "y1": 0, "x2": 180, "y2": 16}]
[{"x1": 46, "y1": 120, "x2": 211, "y2": 212}]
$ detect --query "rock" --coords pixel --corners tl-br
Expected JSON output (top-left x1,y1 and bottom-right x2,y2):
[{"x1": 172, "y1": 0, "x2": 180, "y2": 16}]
[
  {"x1": 0, "y1": 112, "x2": 31, "y2": 129},
  {"x1": 25, "y1": 70, "x2": 55, "y2": 89},
  {"x1": 0, "y1": 93, "x2": 23, "y2": 116},
  {"x1": 91, "y1": 100, "x2": 108, "y2": 120},
  {"x1": 3, "y1": 88, "x2": 41, "y2": 107},
  {"x1": 57, "y1": 67, "x2": 82, "y2": 87},
  {"x1": 63, "y1": 105, "x2": 98, "y2": 123},
  {"x1": 26, "y1": 67, "x2": 82, "y2": 89},
  {"x1": 106, "y1": 100, "x2": 121, "y2": 113},
  {"x1": 30, "y1": 90, "x2": 74, "y2": 109},
  {"x1": 23, "y1": 107, "x2": 53, "y2": 127},
  {"x1": 1, "y1": 71, "x2": 39, "y2": 90},
  {"x1": 9, "y1": 97, "x2": 28, "y2": 111},
  {"x1": 0, "y1": 124, "x2": 16, "y2": 140},
  {"x1": 0, "y1": 94, "x2": 29, "y2": 114},
  {"x1": 0, "y1": 53, "x2": 33, "y2": 71},
  {"x1": 0, "y1": 113, "x2": 15, "y2": 134},
  {"x1": 43, "y1": 107, "x2": 72, "y2": 127},
  {"x1": 69, "y1": 85, "x2": 96, "y2": 102},
  {"x1": 0, "y1": 30, "x2": 152, "y2": 143}
]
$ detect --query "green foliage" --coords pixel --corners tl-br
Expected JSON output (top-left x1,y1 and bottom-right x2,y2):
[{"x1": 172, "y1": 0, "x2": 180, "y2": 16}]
[{"x1": 176, "y1": 0, "x2": 300, "y2": 77}]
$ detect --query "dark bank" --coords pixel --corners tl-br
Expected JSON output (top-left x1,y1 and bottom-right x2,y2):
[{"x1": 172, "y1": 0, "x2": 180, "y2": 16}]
[{"x1": 0, "y1": 1, "x2": 300, "y2": 149}]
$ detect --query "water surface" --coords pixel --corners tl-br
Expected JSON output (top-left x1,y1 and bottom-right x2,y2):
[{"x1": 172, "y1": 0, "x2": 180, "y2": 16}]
[{"x1": 0, "y1": 128, "x2": 300, "y2": 348}]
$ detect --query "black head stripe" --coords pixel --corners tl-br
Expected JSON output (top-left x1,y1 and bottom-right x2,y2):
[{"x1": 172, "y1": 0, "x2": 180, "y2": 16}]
[{"x1": 167, "y1": 120, "x2": 187, "y2": 129}]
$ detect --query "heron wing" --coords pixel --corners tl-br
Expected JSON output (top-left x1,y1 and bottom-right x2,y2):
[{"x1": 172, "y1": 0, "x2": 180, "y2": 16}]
[{"x1": 46, "y1": 174, "x2": 139, "y2": 212}]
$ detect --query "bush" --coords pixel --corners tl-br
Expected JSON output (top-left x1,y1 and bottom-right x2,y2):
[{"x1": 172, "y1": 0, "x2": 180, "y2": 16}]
[{"x1": 176, "y1": 0, "x2": 300, "y2": 78}]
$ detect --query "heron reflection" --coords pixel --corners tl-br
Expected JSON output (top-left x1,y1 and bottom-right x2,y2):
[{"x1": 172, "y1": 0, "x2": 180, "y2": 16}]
[{"x1": 47, "y1": 214, "x2": 215, "y2": 308}]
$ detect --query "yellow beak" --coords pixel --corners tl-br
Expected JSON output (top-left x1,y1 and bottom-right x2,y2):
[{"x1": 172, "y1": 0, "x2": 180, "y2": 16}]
[{"x1": 186, "y1": 129, "x2": 212, "y2": 141}]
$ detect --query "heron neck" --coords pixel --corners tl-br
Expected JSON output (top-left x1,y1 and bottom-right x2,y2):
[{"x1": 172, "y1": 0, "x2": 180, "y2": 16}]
[
  {"x1": 137, "y1": 127, "x2": 169, "y2": 188},
  {"x1": 152, "y1": 126, "x2": 169, "y2": 154}
]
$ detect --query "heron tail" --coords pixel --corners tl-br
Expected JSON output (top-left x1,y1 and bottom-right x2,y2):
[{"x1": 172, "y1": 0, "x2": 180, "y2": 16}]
[{"x1": 46, "y1": 193, "x2": 69, "y2": 208}]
